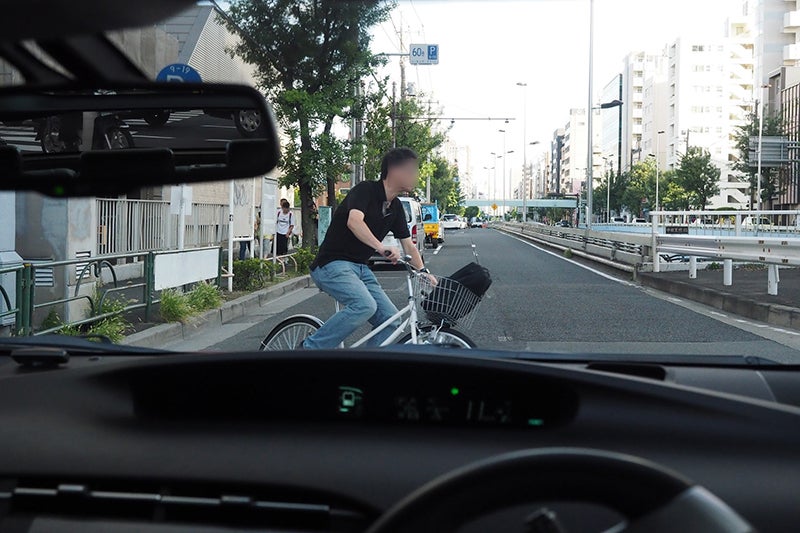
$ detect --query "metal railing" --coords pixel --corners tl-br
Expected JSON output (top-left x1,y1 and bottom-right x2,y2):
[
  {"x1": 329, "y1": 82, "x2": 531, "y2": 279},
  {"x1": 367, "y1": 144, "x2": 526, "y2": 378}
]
[
  {"x1": 2, "y1": 247, "x2": 223, "y2": 336},
  {"x1": 97, "y1": 198, "x2": 229, "y2": 255},
  {"x1": 496, "y1": 221, "x2": 651, "y2": 269}
]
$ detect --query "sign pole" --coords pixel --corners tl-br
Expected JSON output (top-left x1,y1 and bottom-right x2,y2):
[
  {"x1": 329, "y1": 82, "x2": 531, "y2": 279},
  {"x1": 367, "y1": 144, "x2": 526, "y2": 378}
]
[{"x1": 227, "y1": 181, "x2": 234, "y2": 292}]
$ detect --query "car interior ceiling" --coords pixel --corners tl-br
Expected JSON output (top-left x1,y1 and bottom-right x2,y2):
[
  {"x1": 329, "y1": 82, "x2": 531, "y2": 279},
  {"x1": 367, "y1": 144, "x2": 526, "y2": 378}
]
[{"x1": 0, "y1": 1, "x2": 799, "y2": 533}]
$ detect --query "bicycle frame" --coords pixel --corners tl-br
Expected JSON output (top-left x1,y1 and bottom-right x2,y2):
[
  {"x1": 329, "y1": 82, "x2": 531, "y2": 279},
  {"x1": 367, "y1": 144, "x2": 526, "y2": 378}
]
[{"x1": 334, "y1": 267, "x2": 419, "y2": 347}]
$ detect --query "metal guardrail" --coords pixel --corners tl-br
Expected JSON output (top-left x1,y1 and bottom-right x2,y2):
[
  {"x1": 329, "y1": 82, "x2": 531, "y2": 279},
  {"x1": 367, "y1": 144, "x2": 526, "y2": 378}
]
[
  {"x1": 2, "y1": 247, "x2": 223, "y2": 336},
  {"x1": 496, "y1": 222, "x2": 650, "y2": 268}
]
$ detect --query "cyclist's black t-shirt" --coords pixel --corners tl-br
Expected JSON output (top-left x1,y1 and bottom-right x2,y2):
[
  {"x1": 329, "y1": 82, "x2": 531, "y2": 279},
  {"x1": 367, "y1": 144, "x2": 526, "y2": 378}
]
[{"x1": 311, "y1": 180, "x2": 410, "y2": 270}]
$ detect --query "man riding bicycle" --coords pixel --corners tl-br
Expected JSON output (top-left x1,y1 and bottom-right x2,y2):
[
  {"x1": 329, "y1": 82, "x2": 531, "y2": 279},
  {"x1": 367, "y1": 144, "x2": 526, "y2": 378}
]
[{"x1": 300, "y1": 148, "x2": 430, "y2": 349}]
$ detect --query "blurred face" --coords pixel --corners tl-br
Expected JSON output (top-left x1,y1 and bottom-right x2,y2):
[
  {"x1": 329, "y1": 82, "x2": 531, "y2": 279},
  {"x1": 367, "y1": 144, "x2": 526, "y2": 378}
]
[{"x1": 388, "y1": 160, "x2": 420, "y2": 192}]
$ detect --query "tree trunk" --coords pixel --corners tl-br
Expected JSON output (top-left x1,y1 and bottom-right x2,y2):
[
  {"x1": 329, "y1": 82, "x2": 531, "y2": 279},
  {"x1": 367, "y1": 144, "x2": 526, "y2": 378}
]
[
  {"x1": 298, "y1": 115, "x2": 318, "y2": 248},
  {"x1": 324, "y1": 117, "x2": 337, "y2": 210}
]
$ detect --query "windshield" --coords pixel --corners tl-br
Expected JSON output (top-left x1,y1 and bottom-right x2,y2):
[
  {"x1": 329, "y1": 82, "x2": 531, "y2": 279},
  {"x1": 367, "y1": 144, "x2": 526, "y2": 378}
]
[{"x1": 3, "y1": 0, "x2": 800, "y2": 364}]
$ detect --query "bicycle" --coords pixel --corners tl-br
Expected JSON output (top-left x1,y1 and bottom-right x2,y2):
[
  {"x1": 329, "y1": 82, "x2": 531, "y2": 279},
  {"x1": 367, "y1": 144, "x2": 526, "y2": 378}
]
[{"x1": 259, "y1": 256, "x2": 481, "y2": 350}]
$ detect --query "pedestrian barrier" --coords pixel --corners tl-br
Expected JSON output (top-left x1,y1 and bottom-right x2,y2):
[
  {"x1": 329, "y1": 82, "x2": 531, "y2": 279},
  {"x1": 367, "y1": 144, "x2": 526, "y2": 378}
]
[{"x1": 0, "y1": 247, "x2": 223, "y2": 336}]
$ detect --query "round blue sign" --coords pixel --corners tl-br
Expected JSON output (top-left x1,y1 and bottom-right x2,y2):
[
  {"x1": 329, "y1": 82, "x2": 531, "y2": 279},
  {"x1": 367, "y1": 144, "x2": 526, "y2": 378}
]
[{"x1": 156, "y1": 63, "x2": 202, "y2": 83}]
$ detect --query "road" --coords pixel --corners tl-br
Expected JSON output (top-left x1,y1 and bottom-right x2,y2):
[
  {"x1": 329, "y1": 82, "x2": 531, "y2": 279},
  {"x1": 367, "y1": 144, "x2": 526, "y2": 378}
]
[
  {"x1": 0, "y1": 110, "x2": 242, "y2": 152},
  {"x1": 165, "y1": 228, "x2": 800, "y2": 362}
]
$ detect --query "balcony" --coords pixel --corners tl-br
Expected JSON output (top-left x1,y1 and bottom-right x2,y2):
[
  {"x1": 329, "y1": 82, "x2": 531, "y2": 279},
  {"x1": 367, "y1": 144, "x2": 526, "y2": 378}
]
[
  {"x1": 785, "y1": 10, "x2": 800, "y2": 32},
  {"x1": 785, "y1": 43, "x2": 800, "y2": 61}
]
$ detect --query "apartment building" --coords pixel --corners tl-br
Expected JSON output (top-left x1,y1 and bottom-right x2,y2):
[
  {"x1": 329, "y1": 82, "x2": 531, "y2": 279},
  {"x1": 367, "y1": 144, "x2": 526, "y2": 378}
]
[
  {"x1": 559, "y1": 108, "x2": 602, "y2": 195},
  {"x1": 661, "y1": 12, "x2": 754, "y2": 208}
]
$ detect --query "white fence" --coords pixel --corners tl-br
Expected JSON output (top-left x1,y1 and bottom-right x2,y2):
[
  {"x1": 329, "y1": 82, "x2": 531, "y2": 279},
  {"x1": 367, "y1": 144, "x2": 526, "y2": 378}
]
[{"x1": 97, "y1": 198, "x2": 229, "y2": 255}]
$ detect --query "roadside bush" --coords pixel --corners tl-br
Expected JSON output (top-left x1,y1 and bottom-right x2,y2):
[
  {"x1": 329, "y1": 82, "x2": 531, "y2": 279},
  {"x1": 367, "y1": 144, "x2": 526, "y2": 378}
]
[
  {"x1": 707, "y1": 262, "x2": 722, "y2": 271},
  {"x1": 187, "y1": 281, "x2": 223, "y2": 311},
  {"x1": 39, "y1": 288, "x2": 131, "y2": 342},
  {"x1": 563, "y1": 248, "x2": 573, "y2": 259},
  {"x1": 160, "y1": 289, "x2": 194, "y2": 323},
  {"x1": 233, "y1": 259, "x2": 275, "y2": 291},
  {"x1": 294, "y1": 247, "x2": 316, "y2": 274}
]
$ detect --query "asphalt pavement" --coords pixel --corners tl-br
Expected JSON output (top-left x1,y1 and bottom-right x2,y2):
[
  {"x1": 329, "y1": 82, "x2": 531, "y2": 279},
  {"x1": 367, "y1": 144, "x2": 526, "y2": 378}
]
[{"x1": 164, "y1": 228, "x2": 800, "y2": 362}]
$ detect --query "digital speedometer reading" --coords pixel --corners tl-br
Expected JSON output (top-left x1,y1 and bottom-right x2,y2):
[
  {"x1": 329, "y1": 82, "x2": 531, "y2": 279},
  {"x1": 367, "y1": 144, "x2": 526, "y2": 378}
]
[{"x1": 331, "y1": 375, "x2": 576, "y2": 429}]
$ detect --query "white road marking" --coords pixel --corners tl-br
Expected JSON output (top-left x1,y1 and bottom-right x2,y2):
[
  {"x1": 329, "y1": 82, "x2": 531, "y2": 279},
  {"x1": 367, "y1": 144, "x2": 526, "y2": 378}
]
[
  {"x1": 202, "y1": 124, "x2": 237, "y2": 129},
  {"x1": 668, "y1": 297, "x2": 682, "y2": 303},
  {"x1": 130, "y1": 134, "x2": 173, "y2": 139},
  {"x1": 709, "y1": 311, "x2": 727, "y2": 318},
  {"x1": 433, "y1": 245, "x2": 443, "y2": 255},
  {"x1": 504, "y1": 233, "x2": 635, "y2": 286}
]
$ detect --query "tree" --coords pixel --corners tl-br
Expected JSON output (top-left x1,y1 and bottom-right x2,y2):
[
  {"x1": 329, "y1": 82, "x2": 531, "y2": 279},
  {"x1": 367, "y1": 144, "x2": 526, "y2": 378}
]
[
  {"x1": 616, "y1": 159, "x2": 678, "y2": 215},
  {"x1": 733, "y1": 108, "x2": 784, "y2": 209},
  {"x1": 224, "y1": 0, "x2": 392, "y2": 247},
  {"x1": 594, "y1": 169, "x2": 628, "y2": 218},
  {"x1": 463, "y1": 206, "x2": 480, "y2": 220},
  {"x1": 360, "y1": 90, "x2": 447, "y2": 181},
  {"x1": 674, "y1": 147, "x2": 720, "y2": 209}
]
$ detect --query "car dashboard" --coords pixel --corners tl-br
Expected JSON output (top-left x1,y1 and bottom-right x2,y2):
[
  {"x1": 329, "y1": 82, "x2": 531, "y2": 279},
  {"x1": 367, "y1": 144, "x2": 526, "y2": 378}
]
[{"x1": 0, "y1": 350, "x2": 797, "y2": 532}]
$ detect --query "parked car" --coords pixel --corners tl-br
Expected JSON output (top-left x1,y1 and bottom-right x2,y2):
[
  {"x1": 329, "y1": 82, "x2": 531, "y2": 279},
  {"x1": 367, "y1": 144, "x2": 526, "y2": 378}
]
[
  {"x1": 441, "y1": 213, "x2": 462, "y2": 230},
  {"x1": 611, "y1": 216, "x2": 626, "y2": 223},
  {"x1": 555, "y1": 220, "x2": 571, "y2": 228},
  {"x1": 370, "y1": 196, "x2": 425, "y2": 266},
  {"x1": 421, "y1": 203, "x2": 444, "y2": 247},
  {"x1": 470, "y1": 217, "x2": 484, "y2": 228}
]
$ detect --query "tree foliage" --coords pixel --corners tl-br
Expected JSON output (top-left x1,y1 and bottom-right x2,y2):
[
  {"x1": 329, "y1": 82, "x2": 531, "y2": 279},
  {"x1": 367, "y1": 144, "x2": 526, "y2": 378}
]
[
  {"x1": 224, "y1": 0, "x2": 392, "y2": 247},
  {"x1": 733, "y1": 108, "x2": 784, "y2": 209},
  {"x1": 673, "y1": 147, "x2": 720, "y2": 209},
  {"x1": 358, "y1": 87, "x2": 461, "y2": 212}
]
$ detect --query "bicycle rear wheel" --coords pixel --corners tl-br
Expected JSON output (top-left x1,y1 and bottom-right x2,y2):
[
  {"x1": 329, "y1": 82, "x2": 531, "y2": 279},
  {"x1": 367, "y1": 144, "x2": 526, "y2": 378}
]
[
  {"x1": 398, "y1": 325, "x2": 476, "y2": 348},
  {"x1": 260, "y1": 315, "x2": 323, "y2": 351}
]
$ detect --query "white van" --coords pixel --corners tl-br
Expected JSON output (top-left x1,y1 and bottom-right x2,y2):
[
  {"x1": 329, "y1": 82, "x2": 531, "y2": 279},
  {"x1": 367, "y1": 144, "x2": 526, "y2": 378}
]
[{"x1": 370, "y1": 196, "x2": 425, "y2": 265}]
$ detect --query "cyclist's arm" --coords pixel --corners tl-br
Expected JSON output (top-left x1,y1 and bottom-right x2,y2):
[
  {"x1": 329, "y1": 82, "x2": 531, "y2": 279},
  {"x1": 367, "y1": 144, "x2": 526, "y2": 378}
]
[
  {"x1": 399, "y1": 238, "x2": 424, "y2": 270},
  {"x1": 347, "y1": 209, "x2": 397, "y2": 259}
]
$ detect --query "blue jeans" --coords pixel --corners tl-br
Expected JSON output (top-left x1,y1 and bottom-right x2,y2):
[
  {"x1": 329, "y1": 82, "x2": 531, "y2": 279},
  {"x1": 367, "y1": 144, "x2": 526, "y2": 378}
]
[{"x1": 304, "y1": 260, "x2": 401, "y2": 349}]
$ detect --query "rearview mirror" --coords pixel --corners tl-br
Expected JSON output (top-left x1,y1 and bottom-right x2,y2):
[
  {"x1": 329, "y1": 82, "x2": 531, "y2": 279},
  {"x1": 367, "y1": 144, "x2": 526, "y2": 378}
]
[{"x1": 0, "y1": 83, "x2": 279, "y2": 196}]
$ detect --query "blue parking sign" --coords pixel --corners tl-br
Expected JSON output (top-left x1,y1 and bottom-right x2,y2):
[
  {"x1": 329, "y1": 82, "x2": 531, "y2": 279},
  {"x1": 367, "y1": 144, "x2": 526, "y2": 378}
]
[
  {"x1": 156, "y1": 63, "x2": 202, "y2": 83},
  {"x1": 427, "y1": 45, "x2": 439, "y2": 62}
]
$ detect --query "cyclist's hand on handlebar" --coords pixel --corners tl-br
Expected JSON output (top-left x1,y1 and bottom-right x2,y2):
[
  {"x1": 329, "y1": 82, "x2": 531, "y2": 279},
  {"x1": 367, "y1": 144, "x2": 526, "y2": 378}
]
[
  {"x1": 380, "y1": 246, "x2": 401, "y2": 264},
  {"x1": 422, "y1": 272, "x2": 438, "y2": 286}
]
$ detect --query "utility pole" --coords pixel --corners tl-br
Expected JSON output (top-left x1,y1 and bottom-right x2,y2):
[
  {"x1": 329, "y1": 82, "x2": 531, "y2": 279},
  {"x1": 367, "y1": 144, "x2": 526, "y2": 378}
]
[
  {"x1": 399, "y1": 16, "x2": 406, "y2": 101},
  {"x1": 586, "y1": 0, "x2": 595, "y2": 228},
  {"x1": 391, "y1": 82, "x2": 397, "y2": 148}
]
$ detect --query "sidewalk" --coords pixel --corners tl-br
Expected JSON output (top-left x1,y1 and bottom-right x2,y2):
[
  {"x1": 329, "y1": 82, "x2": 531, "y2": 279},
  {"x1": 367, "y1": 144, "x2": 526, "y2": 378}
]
[
  {"x1": 640, "y1": 267, "x2": 800, "y2": 330},
  {"x1": 121, "y1": 275, "x2": 312, "y2": 349}
]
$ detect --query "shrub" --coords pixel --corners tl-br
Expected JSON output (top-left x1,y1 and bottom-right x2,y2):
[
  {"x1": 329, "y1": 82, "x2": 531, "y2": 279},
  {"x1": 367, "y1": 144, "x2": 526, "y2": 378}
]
[
  {"x1": 563, "y1": 248, "x2": 573, "y2": 259},
  {"x1": 187, "y1": 281, "x2": 223, "y2": 311},
  {"x1": 707, "y1": 262, "x2": 722, "y2": 271},
  {"x1": 160, "y1": 289, "x2": 195, "y2": 323},
  {"x1": 294, "y1": 247, "x2": 316, "y2": 274},
  {"x1": 233, "y1": 258, "x2": 274, "y2": 291}
]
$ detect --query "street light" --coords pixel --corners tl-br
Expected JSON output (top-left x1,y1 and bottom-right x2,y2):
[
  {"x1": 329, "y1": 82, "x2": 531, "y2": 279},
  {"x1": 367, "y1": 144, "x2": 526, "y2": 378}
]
[
  {"x1": 524, "y1": 141, "x2": 541, "y2": 221},
  {"x1": 586, "y1": 98, "x2": 625, "y2": 227},
  {"x1": 655, "y1": 130, "x2": 664, "y2": 213},
  {"x1": 756, "y1": 84, "x2": 771, "y2": 212},
  {"x1": 499, "y1": 129, "x2": 507, "y2": 216},
  {"x1": 516, "y1": 82, "x2": 529, "y2": 221}
]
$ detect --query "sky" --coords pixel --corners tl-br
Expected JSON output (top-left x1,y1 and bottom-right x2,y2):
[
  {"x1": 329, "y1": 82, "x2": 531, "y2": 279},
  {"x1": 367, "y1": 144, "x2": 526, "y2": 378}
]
[{"x1": 370, "y1": 0, "x2": 745, "y2": 195}]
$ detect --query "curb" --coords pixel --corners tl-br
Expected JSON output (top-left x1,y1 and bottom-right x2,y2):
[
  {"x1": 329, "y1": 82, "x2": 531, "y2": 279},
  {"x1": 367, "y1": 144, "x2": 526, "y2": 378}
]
[
  {"x1": 639, "y1": 273, "x2": 800, "y2": 331},
  {"x1": 121, "y1": 275, "x2": 313, "y2": 348}
]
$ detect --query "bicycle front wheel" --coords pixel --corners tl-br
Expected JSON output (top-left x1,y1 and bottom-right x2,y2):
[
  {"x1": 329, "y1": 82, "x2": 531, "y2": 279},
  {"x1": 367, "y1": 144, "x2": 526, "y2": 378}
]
[
  {"x1": 260, "y1": 315, "x2": 323, "y2": 351},
  {"x1": 398, "y1": 325, "x2": 476, "y2": 348}
]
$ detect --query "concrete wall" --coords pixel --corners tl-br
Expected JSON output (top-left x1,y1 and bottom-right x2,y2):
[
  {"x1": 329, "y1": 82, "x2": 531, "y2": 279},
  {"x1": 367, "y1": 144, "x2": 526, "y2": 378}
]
[
  {"x1": 16, "y1": 193, "x2": 97, "y2": 325},
  {"x1": 107, "y1": 26, "x2": 179, "y2": 78}
]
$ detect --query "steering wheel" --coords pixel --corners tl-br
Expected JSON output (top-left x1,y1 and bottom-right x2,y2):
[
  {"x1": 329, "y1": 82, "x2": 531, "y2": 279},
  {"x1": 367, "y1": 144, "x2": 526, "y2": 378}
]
[{"x1": 366, "y1": 448, "x2": 754, "y2": 533}]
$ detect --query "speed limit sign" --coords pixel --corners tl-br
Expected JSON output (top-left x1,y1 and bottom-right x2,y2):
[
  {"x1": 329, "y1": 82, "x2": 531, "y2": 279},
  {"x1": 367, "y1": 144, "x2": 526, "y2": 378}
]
[{"x1": 409, "y1": 44, "x2": 439, "y2": 65}]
